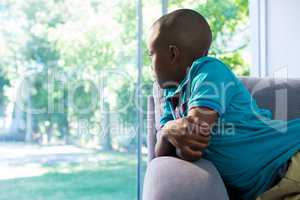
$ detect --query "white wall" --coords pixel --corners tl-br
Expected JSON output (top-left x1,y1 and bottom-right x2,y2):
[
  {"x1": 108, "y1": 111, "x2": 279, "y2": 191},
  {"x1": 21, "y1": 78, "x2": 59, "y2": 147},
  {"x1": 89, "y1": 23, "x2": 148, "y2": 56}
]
[{"x1": 250, "y1": 0, "x2": 300, "y2": 78}]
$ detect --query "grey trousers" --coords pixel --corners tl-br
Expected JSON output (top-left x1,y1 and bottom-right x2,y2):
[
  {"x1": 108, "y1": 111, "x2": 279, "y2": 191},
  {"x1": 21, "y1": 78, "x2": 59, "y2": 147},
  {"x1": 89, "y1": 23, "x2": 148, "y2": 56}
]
[{"x1": 143, "y1": 156, "x2": 229, "y2": 200}]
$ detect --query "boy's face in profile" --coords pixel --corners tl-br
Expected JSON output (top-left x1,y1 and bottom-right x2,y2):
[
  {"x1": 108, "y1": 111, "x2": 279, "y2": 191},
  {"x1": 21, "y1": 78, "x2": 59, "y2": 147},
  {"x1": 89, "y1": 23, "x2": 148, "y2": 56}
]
[{"x1": 147, "y1": 25, "x2": 180, "y2": 89}]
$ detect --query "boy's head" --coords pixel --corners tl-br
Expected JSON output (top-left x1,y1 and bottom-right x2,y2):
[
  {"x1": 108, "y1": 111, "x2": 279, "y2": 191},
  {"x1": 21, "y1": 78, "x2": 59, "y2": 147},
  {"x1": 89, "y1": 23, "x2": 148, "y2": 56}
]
[{"x1": 147, "y1": 9, "x2": 212, "y2": 88}]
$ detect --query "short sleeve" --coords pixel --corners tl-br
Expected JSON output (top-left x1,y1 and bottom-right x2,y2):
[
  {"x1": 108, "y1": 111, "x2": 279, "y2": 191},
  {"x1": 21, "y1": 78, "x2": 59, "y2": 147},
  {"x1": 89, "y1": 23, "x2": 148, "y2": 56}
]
[
  {"x1": 187, "y1": 59, "x2": 238, "y2": 116},
  {"x1": 159, "y1": 99, "x2": 174, "y2": 128}
]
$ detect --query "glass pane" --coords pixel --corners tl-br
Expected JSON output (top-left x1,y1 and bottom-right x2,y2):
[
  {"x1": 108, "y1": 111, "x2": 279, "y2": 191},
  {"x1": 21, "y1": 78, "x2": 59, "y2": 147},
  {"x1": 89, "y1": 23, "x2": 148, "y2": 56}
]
[
  {"x1": 141, "y1": 0, "x2": 162, "y2": 182},
  {"x1": 0, "y1": 0, "x2": 144, "y2": 199}
]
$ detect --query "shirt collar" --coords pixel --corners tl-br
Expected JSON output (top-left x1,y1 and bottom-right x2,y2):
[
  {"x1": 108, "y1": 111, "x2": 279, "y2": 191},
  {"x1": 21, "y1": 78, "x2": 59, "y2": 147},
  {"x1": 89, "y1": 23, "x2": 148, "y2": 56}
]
[
  {"x1": 164, "y1": 56, "x2": 208, "y2": 99},
  {"x1": 166, "y1": 75, "x2": 189, "y2": 98}
]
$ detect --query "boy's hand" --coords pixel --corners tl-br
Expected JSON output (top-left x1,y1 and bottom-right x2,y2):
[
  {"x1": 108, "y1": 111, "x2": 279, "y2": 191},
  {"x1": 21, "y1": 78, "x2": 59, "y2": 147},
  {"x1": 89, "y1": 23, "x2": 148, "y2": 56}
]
[
  {"x1": 155, "y1": 107, "x2": 218, "y2": 161},
  {"x1": 162, "y1": 116, "x2": 211, "y2": 161}
]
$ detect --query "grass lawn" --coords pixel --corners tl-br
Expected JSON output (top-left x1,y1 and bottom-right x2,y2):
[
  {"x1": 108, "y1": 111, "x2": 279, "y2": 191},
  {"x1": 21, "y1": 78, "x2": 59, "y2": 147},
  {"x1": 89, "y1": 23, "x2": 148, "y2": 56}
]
[{"x1": 0, "y1": 151, "x2": 146, "y2": 200}]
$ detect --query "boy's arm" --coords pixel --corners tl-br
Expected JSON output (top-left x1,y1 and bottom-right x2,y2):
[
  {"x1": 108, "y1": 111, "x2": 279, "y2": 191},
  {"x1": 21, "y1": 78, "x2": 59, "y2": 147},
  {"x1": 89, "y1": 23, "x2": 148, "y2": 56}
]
[
  {"x1": 176, "y1": 106, "x2": 218, "y2": 161},
  {"x1": 188, "y1": 106, "x2": 218, "y2": 127},
  {"x1": 155, "y1": 130, "x2": 177, "y2": 157},
  {"x1": 155, "y1": 106, "x2": 218, "y2": 160}
]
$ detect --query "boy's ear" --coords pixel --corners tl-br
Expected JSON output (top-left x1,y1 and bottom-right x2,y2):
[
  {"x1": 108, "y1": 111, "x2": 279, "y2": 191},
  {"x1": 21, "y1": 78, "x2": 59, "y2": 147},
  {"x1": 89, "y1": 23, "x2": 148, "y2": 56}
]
[{"x1": 169, "y1": 45, "x2": 180, "y2": 64}]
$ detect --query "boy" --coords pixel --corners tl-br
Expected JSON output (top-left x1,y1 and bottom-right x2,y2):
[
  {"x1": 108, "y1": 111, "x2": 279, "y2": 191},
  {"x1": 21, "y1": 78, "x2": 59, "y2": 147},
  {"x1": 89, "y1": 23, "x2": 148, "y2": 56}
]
[{"x1": 147, "y1": 9, "x2": 300, "y2": 199}]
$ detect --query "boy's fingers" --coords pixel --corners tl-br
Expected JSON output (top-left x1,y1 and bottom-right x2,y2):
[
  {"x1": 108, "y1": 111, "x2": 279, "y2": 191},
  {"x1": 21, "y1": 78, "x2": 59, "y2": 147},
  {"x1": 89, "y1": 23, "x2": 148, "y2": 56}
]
[
  {"x1": 190, "y1": 119, "x2": 211, "y2": 136},
  {"x1": 199, "y1": 125, "x2": 210, "y2": 136},
  {"x1": 193, "y1": 118, "x2": 209, "y2": 127},
  {"x1": 167, "y1": 133, "x2": 186, "y2": 149},
  {"x1": 181, "y1": 145, "x2": 202, "y2": 160},
  {"x1": 193, "y1": 124, "x2": 210, "y2": 136},
  {"x1": 168, "y1": 136, "x2": 180, "y2": 148},
  {"x1": 184, "y1": 139, "x2": 209, "y2": 151},
  {"x1": 193, "y1": 117, "x2": 202, "y2": 124},
  {"x1": 188, "y1": 134, "x2": 210, "y2": 144}
]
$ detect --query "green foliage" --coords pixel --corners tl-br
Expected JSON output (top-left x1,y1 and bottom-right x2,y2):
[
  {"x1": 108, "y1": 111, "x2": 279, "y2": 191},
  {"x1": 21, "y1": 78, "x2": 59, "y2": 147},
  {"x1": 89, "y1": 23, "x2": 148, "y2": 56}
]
[{"x1": 220, "y1": 52, "x2": 250, "y2": 76}]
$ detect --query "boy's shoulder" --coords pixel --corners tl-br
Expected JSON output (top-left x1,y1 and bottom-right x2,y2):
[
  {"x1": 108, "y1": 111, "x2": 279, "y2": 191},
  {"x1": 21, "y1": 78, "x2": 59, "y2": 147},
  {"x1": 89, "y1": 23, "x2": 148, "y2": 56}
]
[
  {"x1": 193, "y1": 56, "x2": 221, "y2": 65},
  {"x1": 163, "y1": 56, "x2": 238, "y2": 98},
  {"x1": 189, "y1": 56, "x2": 235, "y2": 80}
]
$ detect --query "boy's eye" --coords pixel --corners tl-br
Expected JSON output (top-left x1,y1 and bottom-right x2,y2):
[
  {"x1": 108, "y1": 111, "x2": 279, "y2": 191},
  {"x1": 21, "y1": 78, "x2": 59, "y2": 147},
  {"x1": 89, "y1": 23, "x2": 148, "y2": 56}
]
[{"x1": 146, "y1": 50, "x2": 153, "y2": 57}]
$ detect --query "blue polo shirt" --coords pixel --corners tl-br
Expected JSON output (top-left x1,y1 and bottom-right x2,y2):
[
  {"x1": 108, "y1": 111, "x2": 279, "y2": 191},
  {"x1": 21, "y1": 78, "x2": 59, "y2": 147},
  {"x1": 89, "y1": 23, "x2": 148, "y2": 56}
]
[{"x1": 160, "y1": 56, "x2": 300, "y2": 199}]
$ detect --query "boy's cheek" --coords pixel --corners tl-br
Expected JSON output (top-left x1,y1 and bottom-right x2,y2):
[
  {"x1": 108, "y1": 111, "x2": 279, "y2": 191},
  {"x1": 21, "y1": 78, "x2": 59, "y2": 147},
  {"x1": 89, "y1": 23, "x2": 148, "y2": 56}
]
[{"x1": 150, "y1": 68, "x2": 156, "y2": 79}]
